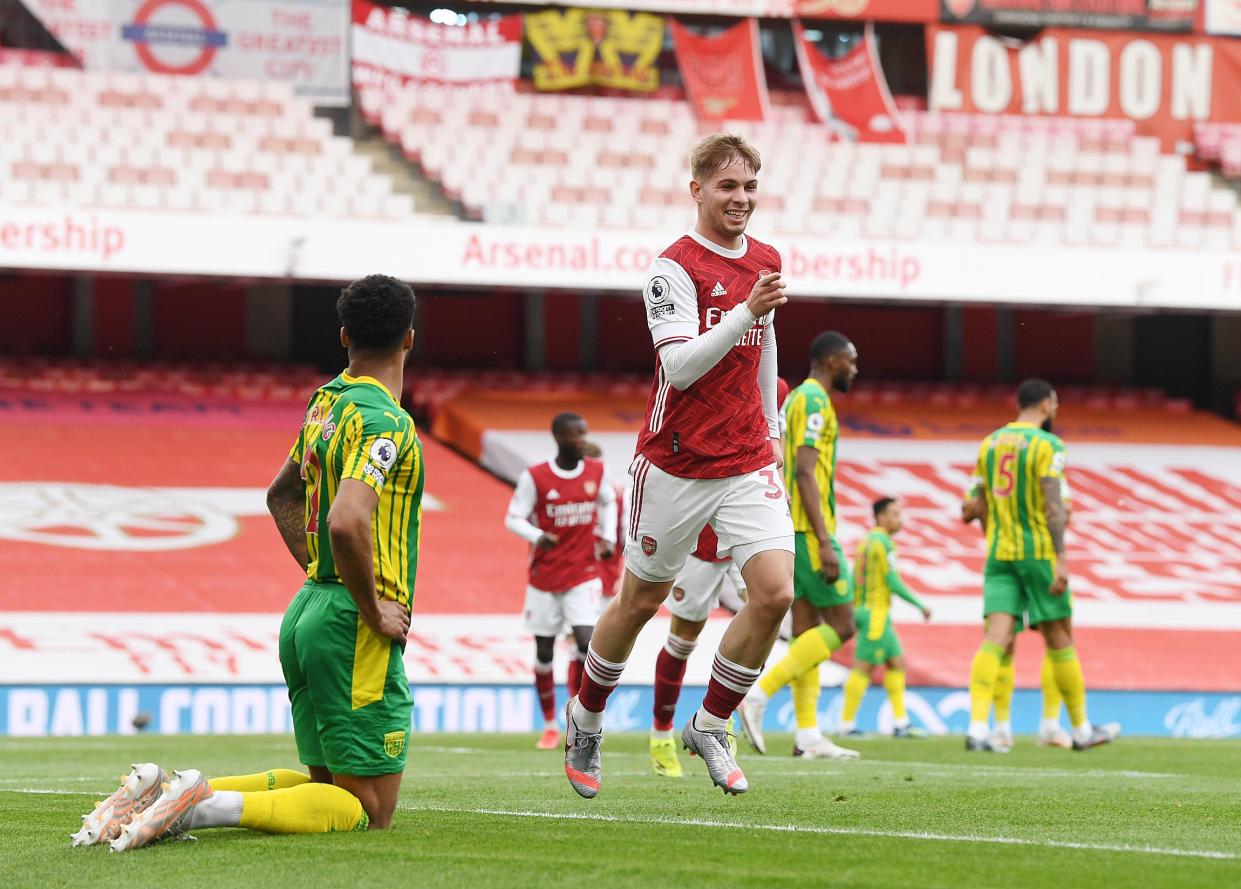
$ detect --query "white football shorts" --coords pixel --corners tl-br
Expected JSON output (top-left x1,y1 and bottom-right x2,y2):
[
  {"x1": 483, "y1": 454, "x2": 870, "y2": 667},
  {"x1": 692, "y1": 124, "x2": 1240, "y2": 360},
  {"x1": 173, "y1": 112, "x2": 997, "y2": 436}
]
[
  {"x1": 665, "y1": 555, "x2": 746, "y2": 622},
  {"x1": 522, "y1": 578, "x2": 603, "y2": 637},
  {"x1": 624, "y1": 456, "x2": 794, "y2": 584}
]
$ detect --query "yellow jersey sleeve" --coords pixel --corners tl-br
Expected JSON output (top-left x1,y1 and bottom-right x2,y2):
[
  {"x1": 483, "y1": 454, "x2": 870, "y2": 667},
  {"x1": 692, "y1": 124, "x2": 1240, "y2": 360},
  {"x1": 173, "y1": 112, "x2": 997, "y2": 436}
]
[
  {"x1": 784, "y1": 393, "x2": 808, "y2": 449},
  {"x1": 288, "y1": 430, "x2": 305, "y2": 466},
  {"x1": 965, "y1": 436, "x2": 989, "y2": 500},
  {"x1": 1038, "y1": 437, "x2": 1067, "y2": 480},
  {"x1": 339, "y1": 403, "x2": 408, "y2": 496},
  {"x1": 802, "y1": 390, "x2": 831, "y2": 450},
  {"x1": 289, "y1": 392, "x2": 321, "y2": 465}
]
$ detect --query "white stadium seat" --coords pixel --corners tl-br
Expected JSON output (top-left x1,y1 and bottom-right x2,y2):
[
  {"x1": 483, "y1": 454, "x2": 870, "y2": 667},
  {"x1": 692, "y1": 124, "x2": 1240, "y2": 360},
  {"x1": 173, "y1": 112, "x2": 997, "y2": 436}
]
[{"x1": 0, "y1": 68, "x2": 407, "y2": 221}]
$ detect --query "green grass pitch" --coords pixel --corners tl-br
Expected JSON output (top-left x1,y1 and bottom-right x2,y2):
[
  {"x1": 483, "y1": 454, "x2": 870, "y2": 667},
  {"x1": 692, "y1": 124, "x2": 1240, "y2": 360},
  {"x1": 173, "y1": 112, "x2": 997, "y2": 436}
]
[{"x1": 2, "y1": 733, "x2": 1238, "y2": 888}]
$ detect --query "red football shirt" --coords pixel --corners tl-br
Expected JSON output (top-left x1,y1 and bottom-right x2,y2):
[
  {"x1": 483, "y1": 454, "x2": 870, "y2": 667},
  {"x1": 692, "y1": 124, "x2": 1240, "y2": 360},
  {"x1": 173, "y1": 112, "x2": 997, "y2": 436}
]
[
  {"x1": 525, "y1": 458, "x2": 606, "y2": 593},
  {"x1": 635, "y1": 230, "x2": 780, "y2": 480}
]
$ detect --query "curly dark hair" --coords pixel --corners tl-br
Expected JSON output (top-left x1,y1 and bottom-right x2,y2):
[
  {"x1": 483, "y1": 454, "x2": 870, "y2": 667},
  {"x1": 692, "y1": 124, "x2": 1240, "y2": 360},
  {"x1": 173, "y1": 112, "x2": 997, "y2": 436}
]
[
  {"x1": 1017, "y1": 378, "x2": 1054, "y2": 409},
  {"x1": 336, "y1": 274, "x2": 416, "y2": 352}
]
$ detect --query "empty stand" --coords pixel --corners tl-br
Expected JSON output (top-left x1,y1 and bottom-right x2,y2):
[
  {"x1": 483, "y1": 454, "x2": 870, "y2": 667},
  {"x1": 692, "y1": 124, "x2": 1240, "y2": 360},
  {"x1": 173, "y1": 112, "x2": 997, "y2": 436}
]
[
  {"x1": 361, "y1": 83, "x2": 1241, "y2": 248},
  {"x1": 0, "y1": 67, "x2": 414, "y2": 220},
  {"x1": 0, "y1": 357, "x2": 324, "y2": 403},
  {"x1": 400, "y1": 367, "x2": 1184, "y2": 422}
]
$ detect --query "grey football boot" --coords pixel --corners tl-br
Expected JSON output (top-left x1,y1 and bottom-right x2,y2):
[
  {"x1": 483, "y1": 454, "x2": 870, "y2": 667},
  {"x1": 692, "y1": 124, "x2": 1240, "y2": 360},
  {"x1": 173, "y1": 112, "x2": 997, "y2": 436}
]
[
  {"x1": 563, "y1": 698, "x2": 602, "y2": 799},
  {"x1": 682, "y1": 715, "x2": 748, "y2": 795}
]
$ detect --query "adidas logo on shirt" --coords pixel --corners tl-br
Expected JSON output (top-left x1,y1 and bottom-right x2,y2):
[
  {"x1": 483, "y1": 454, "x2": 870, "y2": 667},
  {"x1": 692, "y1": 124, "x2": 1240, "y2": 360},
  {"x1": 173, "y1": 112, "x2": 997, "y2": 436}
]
[
  {"x1": 547, "y1": 489, "x2": 560, "y2": 500},
  {"x1": 711, "y1": 282, "x2": 727, "y2": 297}
]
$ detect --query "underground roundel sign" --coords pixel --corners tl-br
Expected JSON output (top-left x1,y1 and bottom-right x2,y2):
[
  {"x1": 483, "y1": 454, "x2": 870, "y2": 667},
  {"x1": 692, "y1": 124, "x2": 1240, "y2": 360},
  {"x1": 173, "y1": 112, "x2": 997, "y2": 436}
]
[{"x1": 122, "y1": 0, "x2": 229, "y2": 76}]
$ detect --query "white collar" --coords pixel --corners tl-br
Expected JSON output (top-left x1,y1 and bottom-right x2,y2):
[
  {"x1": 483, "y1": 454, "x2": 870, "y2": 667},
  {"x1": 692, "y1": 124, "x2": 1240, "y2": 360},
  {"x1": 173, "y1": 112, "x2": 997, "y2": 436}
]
[
  {"x1": 687, "y1": 228, "x2": 748, "y2": 259},
  {"x1": 548, "y1": 460, "x2": 586, "y2": 479}
]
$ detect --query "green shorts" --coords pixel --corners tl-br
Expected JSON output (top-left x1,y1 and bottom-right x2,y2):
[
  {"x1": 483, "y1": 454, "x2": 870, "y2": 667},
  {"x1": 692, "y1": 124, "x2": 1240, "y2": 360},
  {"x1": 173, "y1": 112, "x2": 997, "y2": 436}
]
[
  {"x1": 854, "y1": 608, "x2": 903, "y2": 665},
  {"x1": 279, "y1": 579, "x2": 413, "y2": 777},
  {"x1": 982, "y1": 558, "x2": 1072, "y2": 629},
  {"x1": 793, "y1": 532, "x2": 852, "y2": 608}
]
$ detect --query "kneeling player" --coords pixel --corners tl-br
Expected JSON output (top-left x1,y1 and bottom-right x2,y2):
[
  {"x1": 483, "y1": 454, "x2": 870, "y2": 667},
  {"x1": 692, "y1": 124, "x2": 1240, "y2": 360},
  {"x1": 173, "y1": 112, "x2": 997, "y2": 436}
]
[
  {"x1": 506, "y1": 413, "x2": 616, "y2": 750},
  {"x1": 77, "y1": 275, "x2": 424, "y2": 849},
  {"x1": 838, "y1": 498, "x2": 932, "y2": 737},
  {"x1": 649, "y1": 525, "x2": 746, "y2": 777}
]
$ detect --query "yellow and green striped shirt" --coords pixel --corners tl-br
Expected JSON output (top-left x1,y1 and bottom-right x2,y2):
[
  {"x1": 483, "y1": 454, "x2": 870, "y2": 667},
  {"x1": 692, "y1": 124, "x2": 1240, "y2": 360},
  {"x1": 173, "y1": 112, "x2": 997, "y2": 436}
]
[
  {"x1": 967, "y1": 422, "x2": 1066, "y2": 562},
  {"x1": 783, "y1": 377, "x2": 839, "y2": 536},
  {"x1": 289, "y1": 372, "x2": 424, "y2": 608},
  {"x1": 853, "y1": 528, "x2": 926, "y2": 639}
]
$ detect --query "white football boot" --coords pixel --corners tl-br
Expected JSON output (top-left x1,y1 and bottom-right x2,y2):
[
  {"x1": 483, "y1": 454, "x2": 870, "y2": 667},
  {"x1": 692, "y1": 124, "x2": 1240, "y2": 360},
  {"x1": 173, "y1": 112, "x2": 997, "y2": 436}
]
[
  {"x1": 110, "y1": 769, "x2": 213, "y2": 852},
  {"x1": 737, "y1": 690, "x2": 768, "y2": 755},
  {"x1": 71, "y1": 763, "x2": 166, "y2": 847},
  {"x1": 793, "y1": 735, "x2": 861, "y2": 761}
]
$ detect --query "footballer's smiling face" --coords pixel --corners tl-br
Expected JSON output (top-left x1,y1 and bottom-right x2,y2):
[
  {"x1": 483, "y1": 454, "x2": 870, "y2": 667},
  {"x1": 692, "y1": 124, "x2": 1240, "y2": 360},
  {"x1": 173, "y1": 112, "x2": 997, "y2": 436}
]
[{"x1": 692, "y1": 155, "x2": 758, "y2": 245}]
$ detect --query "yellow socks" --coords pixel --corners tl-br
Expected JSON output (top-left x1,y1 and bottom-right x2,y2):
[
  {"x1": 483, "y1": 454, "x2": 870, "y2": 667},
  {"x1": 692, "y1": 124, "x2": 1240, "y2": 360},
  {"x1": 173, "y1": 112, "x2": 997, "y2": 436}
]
[
  {"x1": 239, "y1": 782, "x2": 367, "y2": 834},
  {"x1": 209, "y1": 769, "x2": 311, "y2": 793},
  {"x1": 841, "y1": 669, "x2": 870, "y2": 725},
  {"x1": 758, "y1": 625, "x2": 842, "y2": 698},
  {"x1": 883, "y1": 669, "x2": 907, "y2": 723},
  {"x1": 1048, "y1": 646, "x2": 1088, "y2": 729},
  {"x1": 1041, "y1": 653, "x2": 1064, "y2": 719},
  {"x1": 791, "y1": 665, "x2": 822, "y2": 730},
  {"x1": 993, "y1": 656, "x2": 1015, "y2": 726},
  {"x1": 969, "y1": 641, "x2": 1004, "y2": 725}
]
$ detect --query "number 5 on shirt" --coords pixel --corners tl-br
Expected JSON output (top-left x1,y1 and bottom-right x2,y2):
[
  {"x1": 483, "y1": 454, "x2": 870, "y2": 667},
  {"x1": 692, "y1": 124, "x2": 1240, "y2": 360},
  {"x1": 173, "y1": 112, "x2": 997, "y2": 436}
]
[{"x1": 995, "y1": 452, "x2": 1016, "y2": 498}]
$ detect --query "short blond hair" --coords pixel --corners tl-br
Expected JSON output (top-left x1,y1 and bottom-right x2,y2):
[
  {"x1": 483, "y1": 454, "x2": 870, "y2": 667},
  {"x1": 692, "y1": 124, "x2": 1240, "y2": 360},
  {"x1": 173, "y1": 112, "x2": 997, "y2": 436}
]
[{"x1": 689, "y1": 133, "x2": 761, "y2": 183}]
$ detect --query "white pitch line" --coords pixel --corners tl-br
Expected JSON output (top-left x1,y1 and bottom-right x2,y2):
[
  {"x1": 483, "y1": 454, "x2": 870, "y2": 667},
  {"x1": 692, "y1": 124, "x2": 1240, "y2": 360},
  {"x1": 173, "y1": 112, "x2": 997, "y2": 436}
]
[
  {"x1": 0, "y1": 777, "x2": 111, "y2": 785},
  {"x1": 859, "y1": 761, "x2": 1184, "y2": 780},
  {"x1": 409, "y1": 747, "x2": 1186, "y2": 781},
  {"x1": 398, "y1": 805, "x2": 1238, "y2": 862},
  {"x1": 2, "y1": 788, "x2": 99, "y2": 795}
]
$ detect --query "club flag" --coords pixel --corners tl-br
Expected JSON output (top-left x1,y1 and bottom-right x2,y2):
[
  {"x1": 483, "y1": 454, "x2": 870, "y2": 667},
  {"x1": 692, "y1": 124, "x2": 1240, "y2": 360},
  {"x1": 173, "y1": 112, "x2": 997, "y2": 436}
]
[
  {"x1": 527, "y1": 9, "x2": 663, "y2": 92},
  {"x1": 590, "y1": 11, "x2": 663, "y2": 92},
  {"x1": 670, "y1": 18, "x2": 769, "y2": 121},
  {"x1": 527, "y1": 9, "x2": 595, "y2": 91},
  {"x1": 794, "y1": 21, "x2": 904, "y2": 143}
]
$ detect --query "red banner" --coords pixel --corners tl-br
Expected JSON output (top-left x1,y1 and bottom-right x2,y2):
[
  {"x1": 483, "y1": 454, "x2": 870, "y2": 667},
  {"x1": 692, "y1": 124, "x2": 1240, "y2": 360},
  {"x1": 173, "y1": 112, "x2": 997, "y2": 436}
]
[
  {"x1": 796, "y1": 0, "x2": 938, "y2": 19},
  {"x1": 670, "y1": 18, "x2": 769, "y2": 121},
  {"x1": 927, "y1": 25, "x2": 1241, "y2": 147},
  {"x1": 795, "y1": 22, "x2": 905, "y2": 142},
  {"x1": 351, "y1": 0, "x2": 523, "y2": 89}
]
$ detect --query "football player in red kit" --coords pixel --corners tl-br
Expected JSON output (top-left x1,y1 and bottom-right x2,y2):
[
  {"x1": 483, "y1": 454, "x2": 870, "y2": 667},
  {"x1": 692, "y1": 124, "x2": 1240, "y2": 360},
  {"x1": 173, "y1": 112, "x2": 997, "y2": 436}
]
[
  {"x1": 506, "y1": 414, "x2": 617, "y2": 750},
  {"x1": 564, "y1": 134, "x2": 794, "y2": 798}
]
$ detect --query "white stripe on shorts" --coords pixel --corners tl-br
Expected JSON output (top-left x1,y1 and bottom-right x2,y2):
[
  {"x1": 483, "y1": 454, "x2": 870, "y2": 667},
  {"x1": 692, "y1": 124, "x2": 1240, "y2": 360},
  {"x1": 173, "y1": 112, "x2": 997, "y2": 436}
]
[{"x1": 629, "y1": 456, "x2": 650, "y2": 540}]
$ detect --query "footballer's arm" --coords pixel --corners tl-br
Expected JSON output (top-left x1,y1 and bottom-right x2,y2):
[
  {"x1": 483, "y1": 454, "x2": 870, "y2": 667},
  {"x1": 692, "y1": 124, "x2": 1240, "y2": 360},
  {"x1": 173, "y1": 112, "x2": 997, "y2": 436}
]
[
  {"x1": 961, "y1": 494, "x2": 986, "y2": 525},
  {"x1": 1041, "y1": 478, "x2": 1069, "y2": 596},
  {"x1": 267, "y1": 458, "x2": 309, "y2": 570},
  {"x1": 328, "y1": 479, "x2": 410, "y2": 642},
  {"x1": 505, "y1": 469, "x2": 557, "y2": 549},
  {"x1": 758, "y1": 321, "x2": 782, "y2": 468},
  {"x1": 795, "y1": 446, "x2": 838, "y2": 583},
  {"x1": 658, "y1": 272, "x2": 787, "y2": 390}
]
